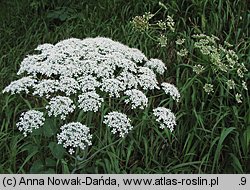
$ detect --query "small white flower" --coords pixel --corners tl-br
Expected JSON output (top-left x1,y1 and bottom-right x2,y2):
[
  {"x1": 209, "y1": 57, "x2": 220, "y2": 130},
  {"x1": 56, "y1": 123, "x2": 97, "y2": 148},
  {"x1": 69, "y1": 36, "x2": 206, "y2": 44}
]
[
  {"x1": 77, "y1": 75, "x2": 101, "y2": 92},
  {"x1": 242, "y1": 81, "x2": 248, "y2": 90},
  {"x1": 103, "y1": 111, "x2": 133, "y2": 138},
  {"x1": 226, "y1": 79, "x2": 235, "y2": 89},
  {"x1": 158, "y1": 34, "x2": 168, "y2": 47},
  {"x1": 33, "y1": 79, "x2": 59, "y2": 98},
  {"x1": 161, "y1": 82, "x2": 180, "y2": 102},
  {"x1": 193, "y1": 64, "x2": 205, "y2": 75},
  {"x1": 237, "y1": 68, "x2": 244, "y2": 78},
  {"x1": 68, "y1": 148, "x2": 75, "y2": 155},
  {"x1": 35, "y1": 43, "x2": 54, "y2": 52},
  {"x1": 166, "y1": 15, "x2": 175, "y2": 32},
  {"x1": 124, "y1": 89, "x2": 148, "y2": 109},
  {"x1": 57, "y1": 122, "x2": 92, "y2": 154},
  {"x1": 78, "y1": 91, "x2": 104, "y2": 112},
  {"x1": 60, "y1": 61, "x2": 84, "y2": 77},
  {"x1": 157, "y1": 20, "x2": 166, "y2": 30},
  {"x1": 153, "y1": 107, "x2": 176, "y2": 132},
  {"x1": 46, "y1": 96, "x2": 75, "y2": 120},
  {"x1": 17, "y1": 54, "x2": 47, "y2": 76},
  {"x1": 144, "y1": 58, "x2": 166, "y2": 75},
  {"x1": 175, "y1": 38, "x2": 185, "y2": 45},
  {"x1": 203, "y1": 83, "x2": 214, "y2": 94},
  {"x1": 177, "y1": 48, "x2": 188, "y2": 57},
  {"x1": 58, "y1": 76, "x2": 80, "y2": 96},
  {"x1": 235, "y1": 93, "x2": 242, "y2": 103},
  {"x1": 113, "y1": 58, "x2": 138, "y2": 72},
  {"x1": 95, "y1": 62, "x2": 115, "y2": 79},
  {"x1": 16, "y1": 110, "x2": 45, "y2": 137},
  {"x1": 137, "y1": 67, "x2": 159, "y2": 90},
  {"x1": 2, "y1": 76, "x2": 36, "y2": 94},
  {"x1": 78, "y1": 60, "x2": 98, "y2": 76},
  {"x1": 101, "y1": 78, "x2": 126, "y2": 97},
  {"x1": 125, "y1": 48, "x2": 147, "y2": 63},
  {"x1": 117, "y1": 71, "x2": 138, "y2": 89}
]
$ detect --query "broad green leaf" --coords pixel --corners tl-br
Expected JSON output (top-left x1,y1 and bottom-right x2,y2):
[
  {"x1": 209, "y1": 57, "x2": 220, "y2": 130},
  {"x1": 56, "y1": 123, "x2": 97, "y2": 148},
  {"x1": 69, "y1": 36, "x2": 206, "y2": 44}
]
[
  {"x1": 45, "y1": 158, "x2": 57, "y2": 167},
  {"x1": 48, "y1": 142, "x2": 65, "y2": 160},
  {"x1": 23, "y1": 144, "x2": 39, "y2": 156},
  {"x1": 30, "y1": 160, "x2": 44, "y2": 174},
  {"x1": 43, "y1": 118, "x2": 57, "y2": 137},
  {"x1": 44, "y1": 168, "x2": 56, "y2": 174},
  {"x1": 32, "y1": 127, "x2": 43, "y2": 136}
]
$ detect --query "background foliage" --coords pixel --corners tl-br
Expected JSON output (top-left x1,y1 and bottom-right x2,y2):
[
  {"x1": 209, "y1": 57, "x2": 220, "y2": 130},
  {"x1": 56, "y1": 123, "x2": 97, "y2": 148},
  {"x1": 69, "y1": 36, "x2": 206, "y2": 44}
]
[{"x1": 0, "y1": 0, "x2": 249, "y2": 173}]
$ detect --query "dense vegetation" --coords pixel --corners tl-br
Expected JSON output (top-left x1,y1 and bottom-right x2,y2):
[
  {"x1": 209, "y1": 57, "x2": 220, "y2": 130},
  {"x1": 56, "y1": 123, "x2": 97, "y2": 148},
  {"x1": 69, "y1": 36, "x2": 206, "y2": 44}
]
[{"x1": 0, "y1": 0, "x2": 249, "y2": 173}]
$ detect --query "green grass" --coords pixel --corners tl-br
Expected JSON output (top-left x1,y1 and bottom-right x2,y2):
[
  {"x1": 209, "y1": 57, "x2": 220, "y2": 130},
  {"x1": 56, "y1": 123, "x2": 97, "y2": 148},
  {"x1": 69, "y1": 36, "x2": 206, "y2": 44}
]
[{"x1": 0, "y1": 0, "x2": 249, "y2": 173}]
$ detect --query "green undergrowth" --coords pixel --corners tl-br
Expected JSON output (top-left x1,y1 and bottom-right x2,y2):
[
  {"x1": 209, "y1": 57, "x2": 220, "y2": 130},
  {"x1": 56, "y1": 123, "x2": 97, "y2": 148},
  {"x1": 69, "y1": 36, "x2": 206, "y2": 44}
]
[{"x1": 0, "y1": 0, "x2": 249, "y2": 173}]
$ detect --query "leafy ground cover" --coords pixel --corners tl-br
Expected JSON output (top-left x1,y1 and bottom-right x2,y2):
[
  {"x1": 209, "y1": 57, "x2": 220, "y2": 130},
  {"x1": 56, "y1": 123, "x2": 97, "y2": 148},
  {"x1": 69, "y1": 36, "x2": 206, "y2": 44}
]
[{"x1": 0, "y1": 0, "x2": 249, "y2": 173}]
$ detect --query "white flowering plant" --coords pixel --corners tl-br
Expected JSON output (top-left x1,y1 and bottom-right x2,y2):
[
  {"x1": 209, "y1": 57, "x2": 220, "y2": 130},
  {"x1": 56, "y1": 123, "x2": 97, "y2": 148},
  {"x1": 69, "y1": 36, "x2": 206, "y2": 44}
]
[
  {"x1": 2, "y1": 37, "x2": 180, "y2": 160},
  {"x1": 190, "y1": 34, "x2": 248, "y2": 103},
  {"x1": 131, "y1": 2, "x2": 248, "y2": 105},
  {"x1": 131, "y1": 4, "x2": 176, "y2": 48}
]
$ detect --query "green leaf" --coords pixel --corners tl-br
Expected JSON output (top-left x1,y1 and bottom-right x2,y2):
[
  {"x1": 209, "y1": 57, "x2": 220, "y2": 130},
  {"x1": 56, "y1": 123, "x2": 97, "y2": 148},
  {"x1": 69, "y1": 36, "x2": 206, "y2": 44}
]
[
  {"x1": 212, "y1": 127, "x2": 235, "y2": 172},
  {"x1": 45, "y1": 158, "x2": 57, "y2": 167},
  {"x1": 246, "y1": 127, "x2": 250, "y2": 147},
  {"x1": 59, "y1": 13, "x2": 69, "y2": 21},
  {"x1": 30, "y1": 160, "x2": 44, "y2": 174},
  {"x1": 32, "y1": 127, "x2": 43, "y2": 136},
  {"x1": 22, "y1": 144, "x2": 39, "y2": 155},
  {"x1": 48, "y1": 142, "x2": 65, "y2": 160},
  {"x1": 61, "y1": 159, "x2": 70, "y2": 174},
  {"x1": 43, "y1": 118, "x2": 57, "y2": 137},
  {"x1": 44, "y1": 168, "x2": 56, "y2": 174},
  {"x1": 229, "y1": 153, "x2": 243, "y2": 173},
  {"x1": 17, "y1": 149, "x2": 39, "y2": 173}
]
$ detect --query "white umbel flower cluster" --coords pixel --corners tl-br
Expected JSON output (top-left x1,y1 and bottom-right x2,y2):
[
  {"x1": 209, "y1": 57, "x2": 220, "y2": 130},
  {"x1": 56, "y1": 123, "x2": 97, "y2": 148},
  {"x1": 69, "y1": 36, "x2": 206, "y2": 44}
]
[
  {"x1": 137, "y1": 67, "x2": 159, "y2": 90},
  {"x1": 2, "y1": 37, "x2": 180, "y2": 153},
  {"x1": 3, "y1": 37, "x2": 165, "y2": 101},
  {"x1": 153, "y1": 107, "x2": 176, "y2": 132},
  {"x1": 161, "y1": 82, "x2": 180, "y2": 102},
  {"x1": 33, "y1": 79, "x2": 59, "y2": 98},
  {"x1": 144, "y1": 58, "x2": 167, "y2": 75},
  {"x1": 117, "y1": 71, "x2": 138, "y2": 89},
  {"x1": 57, "y1": 122, "x2": 92, "y2": 154},
  {"x1": 16, "y1": 110, "x2": 45, "y2": 137},
  {"x1": 77, "y1": 75, "x2": 100, "y2": 92},
  {"x1": 2, "y1": 76, "x2": 37, "y2": 94},
  {"x1": 78, "y1": 91, "x2": 104, "y2": 112},
  {"x1": 103, "y1": 111, "x2": 133, "y2": 138},
  {"x1": 192, "y1": 34, "x2": 248, "y2": 103},
  {"x1": 46, "y1": 96, "x2": 76, "y2": 120},
  {"x1": 58, "y1": 76, "x2": 80, "y2": 96},
  {"x1": 124, "y1": 89, "x2": 148, "y2": 109},
  {"x1": 100, "y1": 78, "x2": 126, "y2": 98}
]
